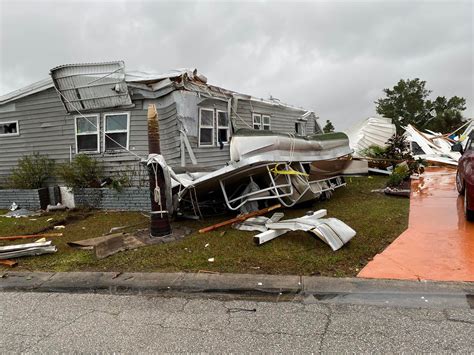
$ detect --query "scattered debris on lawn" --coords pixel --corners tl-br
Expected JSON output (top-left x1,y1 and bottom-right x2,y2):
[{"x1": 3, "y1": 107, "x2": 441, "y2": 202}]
[
  {"x1": 53, "y1": 225, "x2": 65, "y2": 230},
  {"x1": 0, "y1": 233, "x2": 63, "y2": 241},
  {"x1": 0, "y1": 240, "x2": 57, "y2": 260},
  {"x1": 253, "y1": 209, "x2": 356, "y2": 251},
  {"x1": 199, "y1": 204, "x2": 282, "y2": 233},
  {"x1": 208, "y1": 257, "x2": 215, "y2": 262},
  {"x1": 383, "y1": 187, "x2": 410, "y2": 198},
  {"x1": 68, "y1": 226, "x2": 193, "y2": 259},
  {"x1": 94, "y1": 233, "x2": 147, "y2": 260},
  {"x1": 46, "y1": 203, "x2": 68, "y2": 212},
  {"x1": 371, "y1": 187, "x2": 410, "y2": 198},
  {"x1": 233, "y1": 212, "x2": 284, "y2": 232},
  {"x1": 1, "y1": 208, "x2": 41, "y2": 218},
  {"x1": 0, "y1": 260, "x2": 17, "y2": 267}
]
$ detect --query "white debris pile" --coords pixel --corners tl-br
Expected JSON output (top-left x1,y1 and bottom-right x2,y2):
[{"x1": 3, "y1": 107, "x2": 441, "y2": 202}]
[
  {"x1": 405, "y1": 124, "x2": 461, "y2": 166},
  {"x1": 0, "y1": 239, "x2": 57, "y2": 260},
  {"x1": 233, "y1": 209, "x2": 356, "y2": 251}
]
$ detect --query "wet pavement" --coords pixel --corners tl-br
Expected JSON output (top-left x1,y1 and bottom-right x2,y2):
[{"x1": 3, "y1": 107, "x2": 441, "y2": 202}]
[{"x1": 358, "y1": 167, "x2": 474, "y2": 282}]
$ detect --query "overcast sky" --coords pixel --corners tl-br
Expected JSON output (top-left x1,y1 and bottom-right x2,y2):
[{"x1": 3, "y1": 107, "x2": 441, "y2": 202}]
[{"x1": 0, "y1": 0, "x2": 472, "y2": 129}]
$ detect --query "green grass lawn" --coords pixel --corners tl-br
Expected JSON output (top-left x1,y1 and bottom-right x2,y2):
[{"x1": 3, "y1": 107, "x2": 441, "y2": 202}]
[{"x1": 0, "y1": 176, "x2": 409, "y2": 276}]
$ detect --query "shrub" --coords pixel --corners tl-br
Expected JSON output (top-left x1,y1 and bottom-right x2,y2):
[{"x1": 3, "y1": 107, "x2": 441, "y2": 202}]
[
  {"x1": 387, "y1": 162, "x2": 410, "y2": 187},
  {"x1": 56, "y1": 154, "x2": 104, "y2": 188},
  {"x1": 8, "y1": 153, "x2": 55, "y2": 189},
  {"x1": 359, "y1": 145, "x2": 387, "y2": 158},
  {"x1": 384, "y1": 134, "x2": 411, "y2": 161}
]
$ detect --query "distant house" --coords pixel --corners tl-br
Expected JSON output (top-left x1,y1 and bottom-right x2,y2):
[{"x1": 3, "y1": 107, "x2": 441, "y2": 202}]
[{"x1": 0, "y1": 61, "x2": 322, "y2": 186}]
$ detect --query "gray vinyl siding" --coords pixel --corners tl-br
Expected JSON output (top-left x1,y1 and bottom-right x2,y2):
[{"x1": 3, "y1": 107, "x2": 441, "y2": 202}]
[
  {"x1": 0, "y1": 88, "x2": 179, "y2": 187},
  {"x1": 175, "y1": 91, "x2": 231, "y2": 170},
  {"x1": 0, "y1": 85, "x2": 322, "y2": 186},
  {"x1": 0, "y1": 88, "x2": 70, "y2": 186},
  {"x1": 233, "y1": 99, "x2": 321, "y2": 134},
  {"x1": 173, "y1": 90, "x2": 322, "y2": 171}
]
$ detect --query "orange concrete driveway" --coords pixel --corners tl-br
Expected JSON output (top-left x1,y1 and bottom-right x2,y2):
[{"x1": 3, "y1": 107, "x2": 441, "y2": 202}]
[{"x1": 358, "y1": 167, "x2": 474, "y2": 282}]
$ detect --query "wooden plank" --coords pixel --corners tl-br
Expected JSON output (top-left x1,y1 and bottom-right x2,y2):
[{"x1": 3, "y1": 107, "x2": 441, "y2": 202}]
[
  {"x1": 198, "y1": 204, "x2": 281, "y2": 233},
  {"x1": 0, "y1": 260, "x2": 17, "y2": 267}
]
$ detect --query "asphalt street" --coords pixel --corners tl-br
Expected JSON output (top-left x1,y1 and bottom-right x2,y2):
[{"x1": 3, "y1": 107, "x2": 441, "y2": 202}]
[{"x1": 1, "y1": 291, "x2": 473, "y2": 352}]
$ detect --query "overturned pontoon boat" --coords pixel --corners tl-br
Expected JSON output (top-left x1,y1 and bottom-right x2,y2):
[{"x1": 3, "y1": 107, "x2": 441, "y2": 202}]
[{"x1": 159, "y1": 129, "x2": 353, "y2": 217}]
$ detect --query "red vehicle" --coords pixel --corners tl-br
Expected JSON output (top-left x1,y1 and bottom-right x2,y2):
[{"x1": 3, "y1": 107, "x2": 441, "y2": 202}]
[{"x1": 453, "y1": 131, "x2": 474, "y2": 221}]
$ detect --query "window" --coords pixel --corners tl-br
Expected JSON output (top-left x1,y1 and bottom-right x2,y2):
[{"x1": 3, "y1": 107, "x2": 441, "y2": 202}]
[
  {"x1": 253, "y1": 114, "x2": 261, "y2": 130},
  {"x1": 253, "y1": 114, "x2": 271, "y2": 130},
  {"x1": 75, "y1": 115, "x2": 99, "y2": 153},
  {"x1": 199, "y1": 108, "x2": 214, "y2": 146},
  {"x1": 104, "y1": 113, "x2": 129, "y2": 151},
  {"x1": 217, "y1": 110, "x2": 230, "y2": 143},
  {"x1": 295, "y1": 121, "x2": 305, "y2": 135},
  {"x1": 0, "y1": 121, "x2": 19, "y2": 136},
  {"x1": 262, "y1": 115, "x2": 271, "y2": 130}
]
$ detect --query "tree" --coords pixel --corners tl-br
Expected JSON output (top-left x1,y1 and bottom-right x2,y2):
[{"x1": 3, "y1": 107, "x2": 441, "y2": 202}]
[
  {"x1": 425, "y1": 96, "x2": 466, "y2": 133},
  {"x1": 375, "y1": 78, "x2": 466, "y2": 134},
  {"x1": 323, "y1": 119, "x2": 335, "y2": 133}
]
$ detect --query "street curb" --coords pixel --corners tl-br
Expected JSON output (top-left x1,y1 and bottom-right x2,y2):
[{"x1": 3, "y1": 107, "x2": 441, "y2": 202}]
[{"x1": 1, "y1": 271, "x2": 473, "y2": 297}]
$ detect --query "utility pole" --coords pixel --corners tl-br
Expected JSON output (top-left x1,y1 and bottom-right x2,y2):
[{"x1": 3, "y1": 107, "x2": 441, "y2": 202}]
[{"x1": 147, "y1": 104, "x2": 172, "y2": 237}]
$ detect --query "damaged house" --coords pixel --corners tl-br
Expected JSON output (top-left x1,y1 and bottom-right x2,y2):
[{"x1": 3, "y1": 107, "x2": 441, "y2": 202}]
[{"x1": 0, "y1": 61, "x2": 352, "y2": 214}]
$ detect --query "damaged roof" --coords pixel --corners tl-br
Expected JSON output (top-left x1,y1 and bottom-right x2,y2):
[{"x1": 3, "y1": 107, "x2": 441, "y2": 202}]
[{"x1": 0, "y1": 61, "x2": 315, "y2": 115}]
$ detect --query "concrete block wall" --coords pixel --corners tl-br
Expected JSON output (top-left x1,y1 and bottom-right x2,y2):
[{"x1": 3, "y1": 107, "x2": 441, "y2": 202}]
[
  {"x1": 0, "y1": 188, "x2": 50, "y2": 210},
  {"x1": 73, "y1": 188, "x2": 151, "y2": 211}
]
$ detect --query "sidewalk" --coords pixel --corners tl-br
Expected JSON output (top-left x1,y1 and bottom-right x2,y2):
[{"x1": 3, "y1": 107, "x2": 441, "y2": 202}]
[{"x1": 358, "y1": 167, "x2": 474, "y2": 282}]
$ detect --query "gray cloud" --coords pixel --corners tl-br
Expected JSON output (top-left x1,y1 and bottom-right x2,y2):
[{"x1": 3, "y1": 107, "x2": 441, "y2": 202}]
[{"x1": 1, "y1": 0, "x2": 472, "y2": 129}]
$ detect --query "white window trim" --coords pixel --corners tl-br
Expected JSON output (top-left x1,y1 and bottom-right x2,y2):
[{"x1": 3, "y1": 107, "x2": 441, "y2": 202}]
[
  {"x1": 74, "y1": 115, "x2": 99, "y2": 154},
  {"x1": 0, "y1": 120, "x2": 20, "y2": 137},
  {"x1": 103, "y1": 112, "x2": 130, "y2": 152},
  {"x1": 253, "y1": 113, "x2": 271, "y2": 130},
  {"x1": 198, "y1": 108, "x2": 215, "y2": 147},
  {"x1": 216, "y1": 109, "x2": 230, "y2": 144},
  {"x1": 252, "y1": 113, "x2": 262, "y2": 130},
  {"x1": 262, "y1": 115, "x2": 271, "y2": 130}
]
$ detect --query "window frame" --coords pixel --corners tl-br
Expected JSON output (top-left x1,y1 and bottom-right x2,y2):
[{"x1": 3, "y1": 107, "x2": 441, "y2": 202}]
[
  {"x1": 216, "y1": 110, "x2": 230, "y2": 144},
  {"x1": 198, "y1": 107, "x2": 215, "y2": 147},
  {"x1": 74, "y1": 115, "x2": 100, "y2": 154},
  {"x1": 103, "y1": 112, "x2": 130, "y2": 152},
  {"x1": 0, "y1": 120, "x2": 20, "y2": 137},
  {"x1": 252, "y1": 114, "x2": 262, "y2": 130},
  {"x1": 295, "y1": 121, "x2": 306, "y2": 135},
  {"x1": 262, "y1": 115, "x2": 271, "y2": 131}
]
